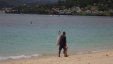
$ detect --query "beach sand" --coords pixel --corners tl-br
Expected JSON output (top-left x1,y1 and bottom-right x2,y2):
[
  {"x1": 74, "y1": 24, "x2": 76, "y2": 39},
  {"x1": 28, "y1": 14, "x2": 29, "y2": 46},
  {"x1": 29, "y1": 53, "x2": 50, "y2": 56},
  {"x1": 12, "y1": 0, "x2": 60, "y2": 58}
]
[{"x1": 0, "y1": 50, "x2": 113, "y2": 64}]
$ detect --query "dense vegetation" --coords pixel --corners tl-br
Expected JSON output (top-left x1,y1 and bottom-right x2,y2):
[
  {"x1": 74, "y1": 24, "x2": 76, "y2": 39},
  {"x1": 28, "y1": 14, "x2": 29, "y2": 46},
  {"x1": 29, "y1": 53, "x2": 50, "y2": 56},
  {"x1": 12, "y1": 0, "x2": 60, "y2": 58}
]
[
  {"x1": 4, "y1": 0, "x2": 113, "y2": 15},
  {"x1": 64, "y1": 0, "x2": 113, "y2": 11}
]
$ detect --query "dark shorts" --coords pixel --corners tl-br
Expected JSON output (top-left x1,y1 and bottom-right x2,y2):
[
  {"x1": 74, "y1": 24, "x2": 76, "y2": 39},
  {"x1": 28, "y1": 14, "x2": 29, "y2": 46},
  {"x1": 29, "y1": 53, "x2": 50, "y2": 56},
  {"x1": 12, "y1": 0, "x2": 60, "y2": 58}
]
[{"x1": 59, "y1": 46, "x2": 67, "y2": 51}]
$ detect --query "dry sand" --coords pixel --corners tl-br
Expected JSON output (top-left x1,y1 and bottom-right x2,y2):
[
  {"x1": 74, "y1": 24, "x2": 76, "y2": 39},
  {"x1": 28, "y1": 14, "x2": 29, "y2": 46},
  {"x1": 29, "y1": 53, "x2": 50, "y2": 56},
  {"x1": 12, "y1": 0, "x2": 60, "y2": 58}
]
[{"x1": 0, "y1": 50, "x2": 113, "y2": 64}]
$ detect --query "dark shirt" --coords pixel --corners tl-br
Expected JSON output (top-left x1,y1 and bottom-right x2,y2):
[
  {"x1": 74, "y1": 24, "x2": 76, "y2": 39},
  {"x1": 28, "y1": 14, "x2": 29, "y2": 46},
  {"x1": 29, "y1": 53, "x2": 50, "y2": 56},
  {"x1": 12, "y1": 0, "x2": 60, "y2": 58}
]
[{"x1": 59, "y1": 35, "x2": 66, "y2": 47}]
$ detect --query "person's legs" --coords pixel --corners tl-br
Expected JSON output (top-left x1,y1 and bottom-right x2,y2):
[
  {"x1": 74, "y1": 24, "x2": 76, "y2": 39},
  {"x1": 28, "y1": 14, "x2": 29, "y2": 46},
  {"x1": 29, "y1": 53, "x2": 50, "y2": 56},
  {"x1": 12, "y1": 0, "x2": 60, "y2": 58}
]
[
  {"x1": 58, "y1": 46, "x2": 62, "y2": 57},
  {"x1": 63, "y1": 47, "x2": 68, "y2": 57}
]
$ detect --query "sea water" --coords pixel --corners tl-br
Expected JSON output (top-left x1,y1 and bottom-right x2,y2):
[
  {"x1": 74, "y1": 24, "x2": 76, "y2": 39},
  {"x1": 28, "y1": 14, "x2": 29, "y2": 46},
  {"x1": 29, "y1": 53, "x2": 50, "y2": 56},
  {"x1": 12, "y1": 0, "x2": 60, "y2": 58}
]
[{"x1": 0, "y1": 14, "x2": 113, "y2": 60}]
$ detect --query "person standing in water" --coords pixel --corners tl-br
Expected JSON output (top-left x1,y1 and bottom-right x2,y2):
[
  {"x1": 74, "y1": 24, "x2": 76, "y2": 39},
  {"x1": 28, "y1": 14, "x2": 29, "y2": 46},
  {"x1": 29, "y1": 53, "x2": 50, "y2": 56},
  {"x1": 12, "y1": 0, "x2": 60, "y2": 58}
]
[
  {"x1": 30, "y1": 21, "x2": 32, "y2": 24},
  {"x1": 58, "y1": 31, "x2": 68, "y2": 57}
]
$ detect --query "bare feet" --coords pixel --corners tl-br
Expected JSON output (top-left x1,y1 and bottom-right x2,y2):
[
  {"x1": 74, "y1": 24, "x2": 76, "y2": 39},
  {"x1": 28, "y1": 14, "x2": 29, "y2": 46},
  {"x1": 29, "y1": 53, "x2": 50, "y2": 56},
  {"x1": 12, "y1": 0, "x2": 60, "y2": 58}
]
[{"x1": 64, "y1": 55, "x2": 69, "y2": 57}]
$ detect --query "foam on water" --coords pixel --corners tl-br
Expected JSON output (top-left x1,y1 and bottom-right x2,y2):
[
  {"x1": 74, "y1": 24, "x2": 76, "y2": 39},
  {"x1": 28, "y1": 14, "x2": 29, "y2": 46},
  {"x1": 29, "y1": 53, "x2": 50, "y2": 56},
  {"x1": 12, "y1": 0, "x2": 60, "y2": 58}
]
[{"x1": 0, "y1": 54, "x2": 40, "y2": 60}]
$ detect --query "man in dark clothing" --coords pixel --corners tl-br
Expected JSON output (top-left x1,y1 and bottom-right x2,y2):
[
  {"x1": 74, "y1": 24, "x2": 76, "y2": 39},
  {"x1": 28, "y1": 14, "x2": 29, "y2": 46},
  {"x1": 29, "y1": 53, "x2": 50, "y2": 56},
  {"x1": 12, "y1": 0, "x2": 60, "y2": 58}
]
[{"x1": 58, "y1": 31, "x2": 68, "y2": 57}]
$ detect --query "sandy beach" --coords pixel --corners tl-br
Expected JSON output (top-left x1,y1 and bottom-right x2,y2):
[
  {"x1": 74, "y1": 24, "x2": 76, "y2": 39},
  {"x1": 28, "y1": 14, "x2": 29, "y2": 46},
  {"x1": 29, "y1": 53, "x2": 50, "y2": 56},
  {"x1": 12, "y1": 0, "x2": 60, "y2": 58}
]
[{"x1": 0, "y1": 50, "x2": 113, "y2": 64}]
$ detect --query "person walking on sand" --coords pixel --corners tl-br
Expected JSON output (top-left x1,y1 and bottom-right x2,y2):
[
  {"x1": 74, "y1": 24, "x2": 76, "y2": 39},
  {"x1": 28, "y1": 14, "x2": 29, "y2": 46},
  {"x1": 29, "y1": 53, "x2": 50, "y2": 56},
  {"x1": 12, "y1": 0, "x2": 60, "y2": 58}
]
[{"x1": 58, "y1": 31, "x2": 68, "y2": 57}]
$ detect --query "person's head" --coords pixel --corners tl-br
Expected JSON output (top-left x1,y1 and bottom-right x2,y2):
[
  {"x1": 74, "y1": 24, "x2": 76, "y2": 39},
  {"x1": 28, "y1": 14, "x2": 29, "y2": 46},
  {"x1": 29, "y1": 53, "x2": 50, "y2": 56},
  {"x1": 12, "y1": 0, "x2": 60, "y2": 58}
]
[
  {"x1": 58, "y1": 31, "x2": 61, "y2": 35},
  {"x1": 63, "y1": 31, "x2": 66, "y2": 36}
]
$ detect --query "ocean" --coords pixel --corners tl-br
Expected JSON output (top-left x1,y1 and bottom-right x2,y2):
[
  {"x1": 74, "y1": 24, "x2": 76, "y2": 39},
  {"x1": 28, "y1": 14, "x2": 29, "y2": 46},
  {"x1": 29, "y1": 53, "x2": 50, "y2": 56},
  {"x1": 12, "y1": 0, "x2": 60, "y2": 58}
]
[{"x1": 0, "y1": 14, "x2": 113, "y2": 60}]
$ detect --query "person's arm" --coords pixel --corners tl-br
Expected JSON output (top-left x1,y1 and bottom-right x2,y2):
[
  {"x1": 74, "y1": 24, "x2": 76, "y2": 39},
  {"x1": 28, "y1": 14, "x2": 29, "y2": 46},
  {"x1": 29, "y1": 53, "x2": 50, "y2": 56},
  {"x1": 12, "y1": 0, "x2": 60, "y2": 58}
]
[
  {"x1": 64, "y1": 36, "x2": 67, "y2": 47},
  {"x1": 65, "y1": 36, "x2": 68, "y2": 48}
]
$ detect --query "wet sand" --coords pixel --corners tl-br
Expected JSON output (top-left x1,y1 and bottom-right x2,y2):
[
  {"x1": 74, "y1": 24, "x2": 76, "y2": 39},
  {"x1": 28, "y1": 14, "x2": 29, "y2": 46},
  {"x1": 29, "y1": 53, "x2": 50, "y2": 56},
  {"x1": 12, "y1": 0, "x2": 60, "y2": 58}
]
[{"x1": 0, "y1": 50, "x2": 113, "y2": 64}]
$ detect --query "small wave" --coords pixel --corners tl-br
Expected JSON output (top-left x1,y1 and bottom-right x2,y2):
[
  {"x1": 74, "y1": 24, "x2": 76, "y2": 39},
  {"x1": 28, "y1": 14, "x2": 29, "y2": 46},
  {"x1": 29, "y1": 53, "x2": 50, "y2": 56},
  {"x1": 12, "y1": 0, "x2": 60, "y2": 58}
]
[
  {"x1": 0, "y1": 54, "x2": 40, "y2": 60},
  {"x1": 75, "y1": 50, "x2": 102, "y2": 55}
]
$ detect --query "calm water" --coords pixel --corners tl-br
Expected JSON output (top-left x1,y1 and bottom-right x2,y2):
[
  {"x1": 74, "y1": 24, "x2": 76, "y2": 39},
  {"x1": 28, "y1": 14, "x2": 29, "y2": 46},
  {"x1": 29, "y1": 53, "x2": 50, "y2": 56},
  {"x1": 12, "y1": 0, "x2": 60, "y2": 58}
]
[{"x1": 0, "y1": 14, "x2": 113, "y2": 60}]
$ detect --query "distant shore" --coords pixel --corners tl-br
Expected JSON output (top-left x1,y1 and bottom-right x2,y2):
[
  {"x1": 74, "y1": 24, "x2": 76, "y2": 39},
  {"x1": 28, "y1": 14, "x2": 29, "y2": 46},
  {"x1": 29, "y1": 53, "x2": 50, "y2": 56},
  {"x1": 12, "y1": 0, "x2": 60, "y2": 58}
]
[
  {"x1": 2, "y1": 13, "x2": 113, "y2": 16},
  {"x1": 0, "y1": 49, "x2": 113, "y2": 64}
]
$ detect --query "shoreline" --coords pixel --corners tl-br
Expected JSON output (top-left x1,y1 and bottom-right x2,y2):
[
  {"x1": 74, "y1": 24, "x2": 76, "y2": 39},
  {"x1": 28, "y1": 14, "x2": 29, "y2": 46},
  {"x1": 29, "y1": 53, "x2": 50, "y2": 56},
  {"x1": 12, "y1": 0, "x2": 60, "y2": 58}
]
[
  {"x1": 0, "y1": 48, "x2": 113, "y2": 61},
  {"x1": 0, "y1": 49, "x2": 113, "y2": 64},
  {"x1": 1, "y1": 13, "x2": 113, "y2": 16}
]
